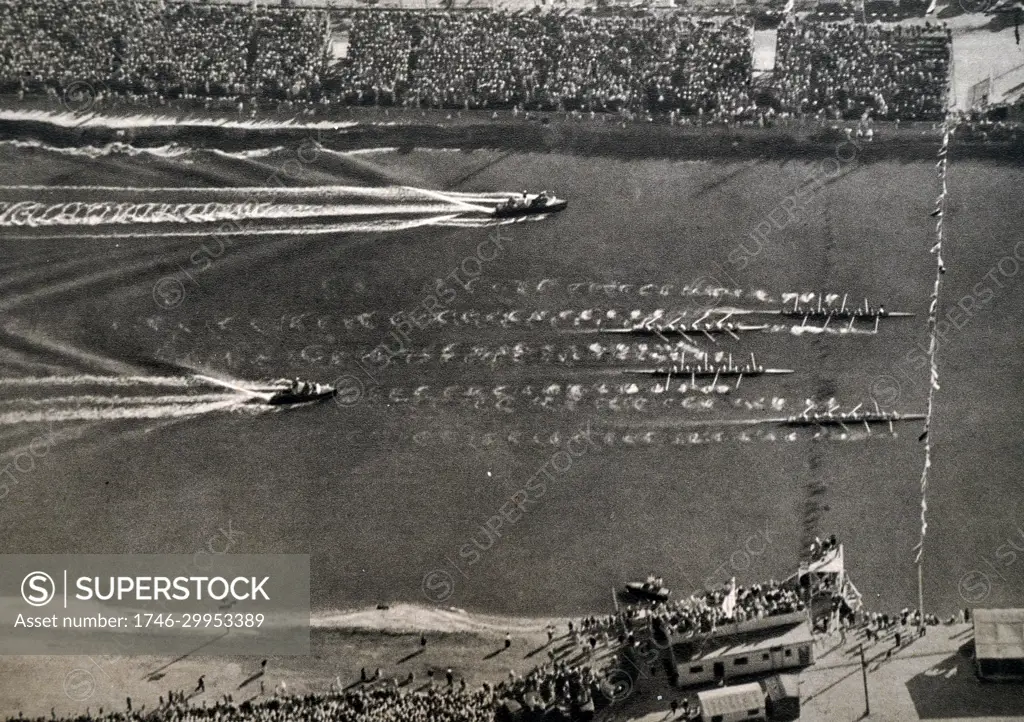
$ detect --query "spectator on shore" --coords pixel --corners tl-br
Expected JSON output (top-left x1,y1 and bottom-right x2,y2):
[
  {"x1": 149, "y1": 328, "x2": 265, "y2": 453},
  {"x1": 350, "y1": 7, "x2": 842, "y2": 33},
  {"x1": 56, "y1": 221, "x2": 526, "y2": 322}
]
[{"x1": 774, "y1": 18, "x2": 951, "y2": 122}]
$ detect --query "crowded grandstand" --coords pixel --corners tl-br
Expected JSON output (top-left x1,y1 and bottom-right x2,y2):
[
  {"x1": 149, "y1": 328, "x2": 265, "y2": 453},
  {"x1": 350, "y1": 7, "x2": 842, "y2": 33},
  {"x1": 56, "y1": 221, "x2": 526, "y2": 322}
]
[
  {"x1": 0, "y1": 1, "x2": 953, "y2": 120},
  {"x1": 0, "y1": 0, "x2": 971, "y2": 717},
  {"x1": 2, "y1": 536, "x2": 957, "y2": 722}
]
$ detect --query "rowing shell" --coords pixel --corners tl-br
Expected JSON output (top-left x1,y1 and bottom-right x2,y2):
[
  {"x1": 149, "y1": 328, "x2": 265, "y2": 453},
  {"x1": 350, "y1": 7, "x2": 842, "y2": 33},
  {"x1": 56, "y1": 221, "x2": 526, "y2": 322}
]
[
  {"x1": 777, "y1": 413, "x2": 926, "y2": 426},
  {"x1": 599, "y1": 324, "x2": 769, "y2": 335},
  {"x1": 622, "y1": 367, "x2": 793, "y2": 377}
]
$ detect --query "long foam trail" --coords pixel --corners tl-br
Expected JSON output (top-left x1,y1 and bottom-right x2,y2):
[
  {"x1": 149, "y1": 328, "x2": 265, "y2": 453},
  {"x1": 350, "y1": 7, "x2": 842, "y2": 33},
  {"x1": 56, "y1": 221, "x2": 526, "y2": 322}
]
[
  {"x1": 0, "y1": 394, "x2": 240, "y2": 406},
  {"x1": 3, "y1": 214, "x2": 471, "y2": 241},
  {"x1": 0, "y1": 108, "x2": 360, "y2": 131},
  {"x1": 0, "y1": 201, "x2": 462, "y2": 227},
  {"x1": 0, "y1": 375, "x2": 192, "y2": 387},
  {"x1": 0, "y1": 180, "x2": 525, "y2": 238},
  {"x1": 193, "y1": 374, "x2": 272, "y2": 399},
  {"x1": 0, "y1": 399, "x2": 244, "y2": 425},
  {"x1": 0, "y1": 139, "x2": 194, "y2": 159},
  {"x1": 0, "y1": 184, "x2": 428, "y2": 196},
  {"x1": 405, "y1": 186, "x2": 495, "y2": 214}
]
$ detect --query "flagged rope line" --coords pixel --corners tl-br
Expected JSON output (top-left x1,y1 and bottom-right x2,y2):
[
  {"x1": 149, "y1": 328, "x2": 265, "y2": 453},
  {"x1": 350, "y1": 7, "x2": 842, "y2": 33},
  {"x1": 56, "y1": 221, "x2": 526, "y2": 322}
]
[{"x1": 914, "y1": 118, "x2": 955, "y2": 568}]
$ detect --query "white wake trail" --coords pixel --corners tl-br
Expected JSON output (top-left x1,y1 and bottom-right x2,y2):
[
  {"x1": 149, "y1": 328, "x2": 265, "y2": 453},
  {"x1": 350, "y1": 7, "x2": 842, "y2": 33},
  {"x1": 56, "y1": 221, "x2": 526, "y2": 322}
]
[
  {"x1": 0, "y1": 184, "x2": 425, "y2": 197},
  {"x1": 0, "y1": 109, "x2": 360, "y2": 131},
  {"x1": 405, "y1": 186, "x2": 495, "y2": 214},
  {"x1": 0, "y1": 399, "x2": 244, "y2": 425},
  {"x1": 0, "y1": 201, "x2": 461, "y2": 227},
  {"x1": 4, "y1": 215, "x2": 469, "y2": 241},
  {"x1": 0, "y1": 375, "x2": 192, "y2": 388},
  {"x1": 0, "y1": 393, "x2": 240, "y2": 407}
]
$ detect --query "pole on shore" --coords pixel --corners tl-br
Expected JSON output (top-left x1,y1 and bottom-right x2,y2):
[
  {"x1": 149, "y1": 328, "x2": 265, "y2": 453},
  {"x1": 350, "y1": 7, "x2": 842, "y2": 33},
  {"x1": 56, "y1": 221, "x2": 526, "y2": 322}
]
[
  {"x1": 612, "y1": 586, "x2": 619, "y2": 613},
  {"x1": 918, "y1": 562, "x2": 924, "y2": 634},
  {"x1": 859, "y1": 643, "x2": 870, "y2": 717}
]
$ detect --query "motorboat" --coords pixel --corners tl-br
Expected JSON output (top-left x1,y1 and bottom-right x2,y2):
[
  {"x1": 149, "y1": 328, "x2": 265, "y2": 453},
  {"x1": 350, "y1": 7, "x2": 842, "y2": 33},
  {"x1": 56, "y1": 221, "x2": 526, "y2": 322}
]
[
  {"x1": 266, "y1": 379, "x2": 338, "y2": 406},
  {"x1": 625, "y1": 576, "x2": 670, "y2": 603},
  {"x1": 493, "y1": 191, "x2": 567, "y2": 218}
]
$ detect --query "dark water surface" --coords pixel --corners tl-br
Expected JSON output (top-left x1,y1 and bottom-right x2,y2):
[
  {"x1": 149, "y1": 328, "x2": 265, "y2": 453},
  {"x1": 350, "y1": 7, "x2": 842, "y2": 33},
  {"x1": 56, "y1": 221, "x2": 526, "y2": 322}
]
[{"x1": 0, "y1": 135, "x2": 1021, "y2": 619}]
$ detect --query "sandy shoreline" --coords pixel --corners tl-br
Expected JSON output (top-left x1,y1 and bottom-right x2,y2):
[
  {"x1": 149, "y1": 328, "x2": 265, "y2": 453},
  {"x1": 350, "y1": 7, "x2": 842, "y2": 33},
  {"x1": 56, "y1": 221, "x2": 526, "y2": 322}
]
[
  {"x1": 310, "y1": 602, "x2": 573, "y2": 634},
  {"x1": 0, "y1": 604, "x2": 589, "y2": 718}
]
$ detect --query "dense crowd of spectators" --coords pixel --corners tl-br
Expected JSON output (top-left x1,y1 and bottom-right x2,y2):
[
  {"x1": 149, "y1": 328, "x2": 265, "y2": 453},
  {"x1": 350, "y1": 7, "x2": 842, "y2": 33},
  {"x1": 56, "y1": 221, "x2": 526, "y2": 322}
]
[
  {"x1": 251, "y1": 9, "x2": 330, "y2": 100},
  {"x1": 3, "y1": 648, "x2": 607, "y2": 722},
  {"x1": 567, "y1": 575, "x2": 805, "y2": 649},
  {"x1": 0, "y1": 0, "x2": 329, "y2": 101},
  {"x1": 775, "y1": 19, "x2": 951, "y2": 121},
  {"x1": 501, "y1": 659, "x2": 603, "y2": 715},
  {"x1": 0, "y1": 2, "x2": 755, "y2": 118},
  {"x1": 0, "y1": 1, "x2": 957, "y2": 121},
  {"x1": 337, "y1": 10, "x2": 754, "y2": 115},
  {"x1": 332, "y1": 10, "x2": 412, "y2": 106},
  {"x1": 648, "y1": 580, "x2": 804, "y2": 637},
  {"x1": 5, "y1": 688, "x2": 496, "y2": 722}
]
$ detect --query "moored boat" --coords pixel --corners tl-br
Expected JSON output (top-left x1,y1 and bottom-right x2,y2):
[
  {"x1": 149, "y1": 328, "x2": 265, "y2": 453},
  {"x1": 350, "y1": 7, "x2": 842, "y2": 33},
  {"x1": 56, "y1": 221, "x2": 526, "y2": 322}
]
[{"x1": 625, "y1": 576, "x2": 670, "y2": 603}]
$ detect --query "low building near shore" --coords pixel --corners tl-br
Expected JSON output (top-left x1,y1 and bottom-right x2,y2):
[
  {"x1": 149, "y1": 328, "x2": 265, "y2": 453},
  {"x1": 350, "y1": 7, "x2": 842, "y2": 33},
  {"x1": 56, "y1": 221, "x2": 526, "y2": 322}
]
[
  {"x1": 669, "y1": 619, "x2": 815, "y2": 688},
  {"x1": 762, "y1": 673, "x2": 800, "y2": 721},
  {"x1": 695, "y1": 682, "x2": 766, "y2": 722},
  {"x1": 973, "y1": 608, "x2": 1024, "y2": 681},
  {"x1": 693, "y1": 673, "x2": 800, "y2": 722}
]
